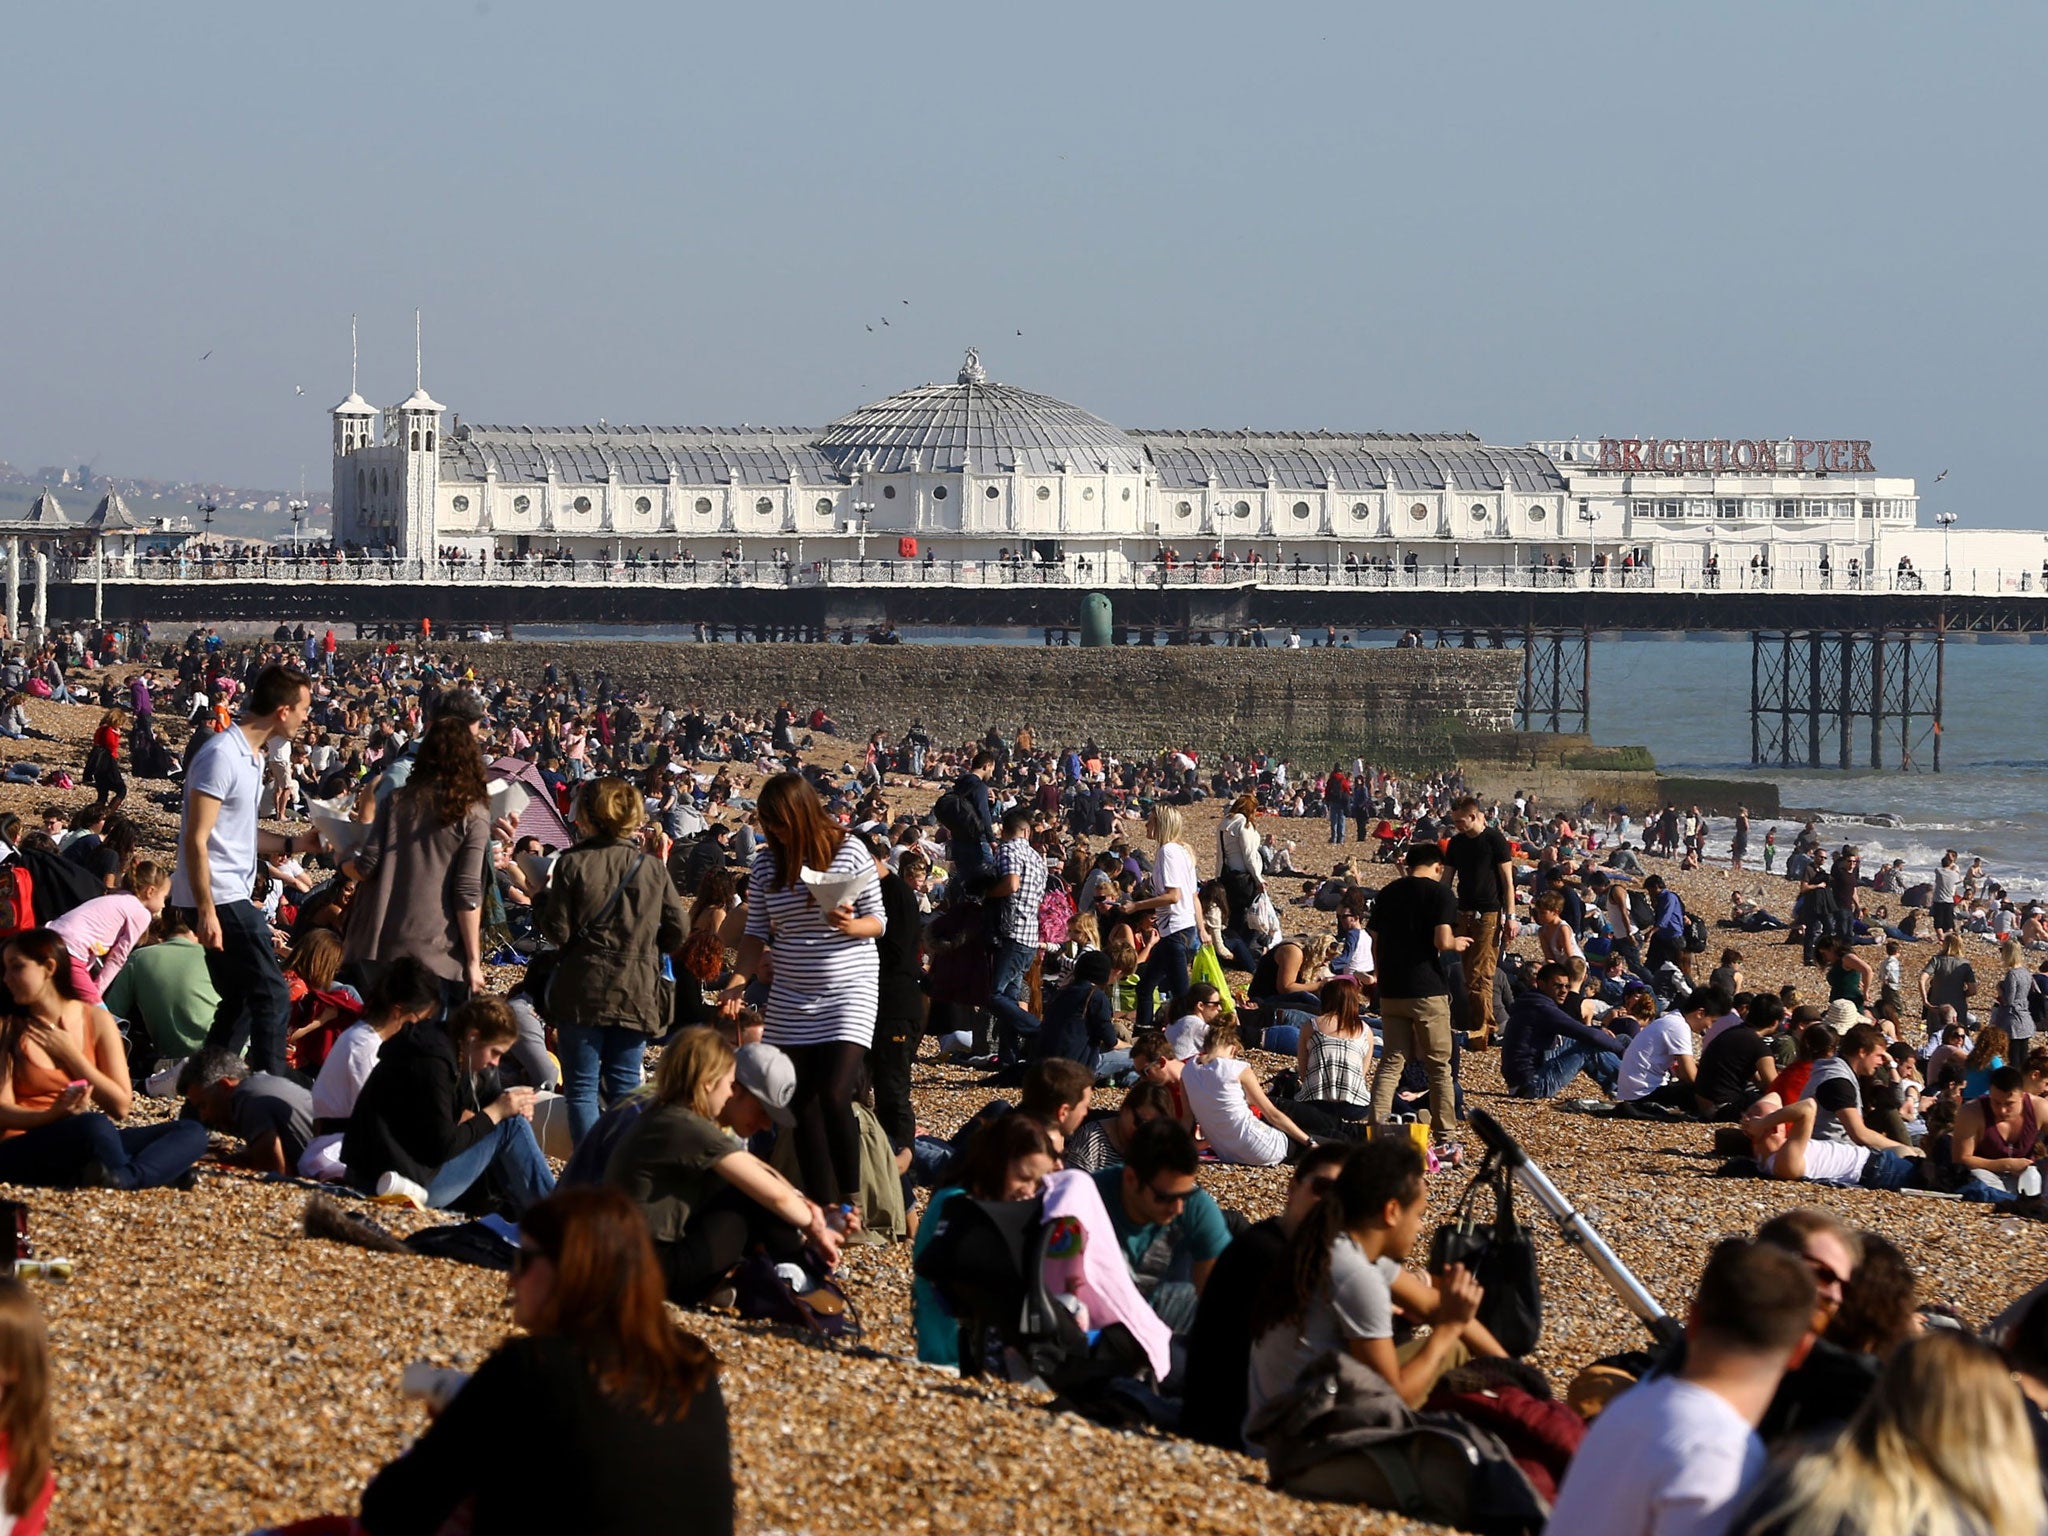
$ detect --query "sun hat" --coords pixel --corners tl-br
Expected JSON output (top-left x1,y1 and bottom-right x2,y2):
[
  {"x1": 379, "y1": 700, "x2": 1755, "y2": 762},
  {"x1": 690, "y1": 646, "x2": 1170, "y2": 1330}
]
[{"x1": 1821, "y1": 998, "x2": 1864, "y2": 1034}]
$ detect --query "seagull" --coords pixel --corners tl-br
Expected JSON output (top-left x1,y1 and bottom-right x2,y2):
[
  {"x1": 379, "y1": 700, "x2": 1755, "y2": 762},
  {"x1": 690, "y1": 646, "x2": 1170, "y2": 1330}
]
[
  {"x1": 294, "y1": 385, "x2": 305, "y2": 395},
  {"x1": 902, "y1": 299, "x2": 910, "y2": 305},
  {"x1": 1933, "y1": 469, "x2": 1949, "y2": 483},
  {"x1": 881, "y1": 317, "x2": 890, "y2": 326},
  {"x1": 200, "y1": 350, "x2": 212, "y2": 361},
  {"x1": 866, "y1": 325, "x2": 873, "y2": 332},
  {"x1": 1016, "y1": 329, "x2": 1023, "y2": 336}
]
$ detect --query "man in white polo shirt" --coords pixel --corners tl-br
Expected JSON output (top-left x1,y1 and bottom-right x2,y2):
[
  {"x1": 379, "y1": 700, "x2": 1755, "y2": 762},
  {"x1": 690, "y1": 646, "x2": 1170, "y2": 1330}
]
[{"x1": 171, "y1": 663, "x2": 320, "y2": 1077}]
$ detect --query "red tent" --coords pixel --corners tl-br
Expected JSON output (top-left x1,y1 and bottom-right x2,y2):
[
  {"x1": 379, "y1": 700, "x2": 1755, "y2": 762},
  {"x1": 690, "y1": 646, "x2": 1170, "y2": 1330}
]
[{"x1": 489, "y1": 756, "x2": 576, "y2": 851}]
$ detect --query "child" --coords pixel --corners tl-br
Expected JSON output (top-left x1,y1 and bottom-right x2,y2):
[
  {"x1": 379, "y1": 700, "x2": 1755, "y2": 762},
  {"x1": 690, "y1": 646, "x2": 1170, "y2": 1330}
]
[
  {"x1": 1879, "y1": 939, "x2": 1904, "y2": 1018},
  {"x1": 0, "y1": 1279, "x2": 54, "y2": 1534},
  {"x1": 1763, "y1": 827, "x2": 1778, "y2": 874},
  {"x1": 1532, "y1": 892, "x2": 1583, "y2": 969}
]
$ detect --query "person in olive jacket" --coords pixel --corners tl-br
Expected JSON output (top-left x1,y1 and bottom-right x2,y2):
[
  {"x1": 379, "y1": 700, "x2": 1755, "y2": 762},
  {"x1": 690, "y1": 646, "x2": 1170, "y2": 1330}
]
[
  {"x1": 343, "y1": 995, "x2": 555, "y2": 1214},
  {"x1": 543, "y1": 777, "x2": 687, "y2": 1144}
]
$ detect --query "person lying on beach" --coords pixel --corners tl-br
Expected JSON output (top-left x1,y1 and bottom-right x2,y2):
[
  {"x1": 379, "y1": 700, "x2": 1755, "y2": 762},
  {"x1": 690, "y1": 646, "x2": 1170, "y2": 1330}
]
[{"x1": 1724, "y1": 1094, "x2": 1929, "y2": 1190}]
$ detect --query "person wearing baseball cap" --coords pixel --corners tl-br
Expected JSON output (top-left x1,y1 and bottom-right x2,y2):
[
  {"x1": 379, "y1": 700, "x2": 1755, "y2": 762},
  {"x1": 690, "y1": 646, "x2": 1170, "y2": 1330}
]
[{"x1": 730, "y1": 1043, "x2": 797, "y2": 1134}]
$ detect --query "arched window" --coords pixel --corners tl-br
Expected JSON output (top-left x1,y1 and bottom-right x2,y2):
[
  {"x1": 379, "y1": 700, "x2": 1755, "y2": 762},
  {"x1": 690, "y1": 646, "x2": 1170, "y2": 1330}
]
[
  {"x1": 425, "y1": 431, "x2": 434, "y2": 451},
  {"x1": 410, "y1": 430, "x2": 420, "y2": 451}
]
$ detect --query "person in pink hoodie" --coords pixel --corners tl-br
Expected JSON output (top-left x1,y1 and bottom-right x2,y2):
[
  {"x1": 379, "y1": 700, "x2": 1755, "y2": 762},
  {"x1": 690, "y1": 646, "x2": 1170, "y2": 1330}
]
[{"x1": 47, "y1": 862, "x2": 169, "y2": 1002}]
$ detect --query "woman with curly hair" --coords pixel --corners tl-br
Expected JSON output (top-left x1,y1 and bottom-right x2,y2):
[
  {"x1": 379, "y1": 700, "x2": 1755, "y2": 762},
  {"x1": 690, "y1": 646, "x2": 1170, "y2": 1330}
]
[{"x1": 343, "y1": 716, "x2": 492, "y2": 1001}]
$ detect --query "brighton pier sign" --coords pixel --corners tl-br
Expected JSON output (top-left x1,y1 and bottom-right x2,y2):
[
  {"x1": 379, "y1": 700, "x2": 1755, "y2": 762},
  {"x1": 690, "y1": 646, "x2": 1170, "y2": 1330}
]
[{"x1": 1598, "y1": 438, "x2": 1875, "y2": 474}]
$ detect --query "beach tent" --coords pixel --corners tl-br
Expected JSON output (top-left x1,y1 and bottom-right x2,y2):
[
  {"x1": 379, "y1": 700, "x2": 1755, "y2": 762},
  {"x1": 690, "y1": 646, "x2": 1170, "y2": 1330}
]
[{"x1": 490, "y1": 756, "x2": 575, "y2": 851}]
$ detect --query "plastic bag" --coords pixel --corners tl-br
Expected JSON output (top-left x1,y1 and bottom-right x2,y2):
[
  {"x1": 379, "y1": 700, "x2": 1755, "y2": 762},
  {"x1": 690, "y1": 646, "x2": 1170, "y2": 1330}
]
[{"x1": 1190, "y1": 944, "x2": 1236, "y2": 1020}]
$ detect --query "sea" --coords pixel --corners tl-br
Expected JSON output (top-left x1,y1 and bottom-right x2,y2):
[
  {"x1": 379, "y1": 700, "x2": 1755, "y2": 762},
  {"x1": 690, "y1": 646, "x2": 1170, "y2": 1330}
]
[{"x1": 517, "y1": 625, "x2": 2048, "y2": 901}]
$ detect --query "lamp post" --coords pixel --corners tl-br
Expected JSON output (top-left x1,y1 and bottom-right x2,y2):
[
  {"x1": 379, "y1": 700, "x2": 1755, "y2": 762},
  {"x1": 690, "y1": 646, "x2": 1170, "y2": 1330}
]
[
  {"x1": 852, "y1": 499, "x2": 875, "y2": 571},
  {"x1": 1579, "y1": 505, "x2": 1596, "y2": 585},
  {"x1": 1936, "y1": 511, "x2": 1957, "y2": 592},
  {"x1": 288, "y1": 497, "x2": 308, "y2": 554}
]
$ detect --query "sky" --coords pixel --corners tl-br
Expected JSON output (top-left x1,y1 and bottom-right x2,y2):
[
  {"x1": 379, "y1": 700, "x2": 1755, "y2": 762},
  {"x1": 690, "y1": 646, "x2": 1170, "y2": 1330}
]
[{"x1": 3, "y1": 1, "x2": 2043, "y2": 524}]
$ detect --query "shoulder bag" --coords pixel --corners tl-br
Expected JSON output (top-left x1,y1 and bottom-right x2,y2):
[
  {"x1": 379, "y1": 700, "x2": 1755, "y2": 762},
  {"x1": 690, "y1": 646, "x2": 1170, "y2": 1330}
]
[{"x1": 1429, "y1": 1153, "x2": 1543, "y2": 1358}]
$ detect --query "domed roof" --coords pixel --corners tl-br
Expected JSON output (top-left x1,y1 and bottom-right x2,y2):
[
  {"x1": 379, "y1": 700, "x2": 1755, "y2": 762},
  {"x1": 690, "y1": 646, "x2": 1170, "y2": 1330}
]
[{"x1": 817, "y1": 351, "x2": 1143, "y2": 476}]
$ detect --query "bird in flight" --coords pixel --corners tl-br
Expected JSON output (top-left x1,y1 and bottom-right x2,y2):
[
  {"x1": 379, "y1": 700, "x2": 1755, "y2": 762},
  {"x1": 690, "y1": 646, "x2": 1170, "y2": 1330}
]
[
  {"x1": 294, "y1": 385, "x2": 305, "y2": 395},
  {"x1": 200, "y1": 350, "x2": 212, "y2": 361},
  {"x1": 902, "y1": 299, "x2": 909, "y2": 305},
  {"x1": 1933, "y1": 469, "x2": 1949, "y2": 483},
  {"x1": 866, "y1": 325, "x2": 873, "y2": 332},
  {"x1": 881, "y1": 317, "x2": 890, "y2": 326}
]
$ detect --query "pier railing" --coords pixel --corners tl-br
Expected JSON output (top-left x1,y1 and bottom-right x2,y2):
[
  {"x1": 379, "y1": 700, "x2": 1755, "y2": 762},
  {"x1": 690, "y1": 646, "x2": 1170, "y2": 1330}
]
[{"x1": 57, "y1": 553, "x2": 2048, "y2": 598}]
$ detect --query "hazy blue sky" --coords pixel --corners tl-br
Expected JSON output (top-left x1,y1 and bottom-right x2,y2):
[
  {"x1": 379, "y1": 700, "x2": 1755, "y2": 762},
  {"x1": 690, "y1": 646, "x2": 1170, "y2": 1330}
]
[{"x1": 4, "y1": 1, "x2": 2042, "y2": 523}]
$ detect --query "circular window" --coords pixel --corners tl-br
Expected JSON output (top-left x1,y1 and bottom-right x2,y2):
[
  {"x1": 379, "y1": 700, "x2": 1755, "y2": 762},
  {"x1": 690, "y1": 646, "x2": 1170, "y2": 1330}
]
[
  {"x1": 451, "y1": 494, "x2": 470, "y2": 513},
  {"x1": 1175, "y1": 500, "x2": 1193, "y2": 519},
  {"x1": 815, "y1": 497, "x2": 833, "y2": 515},
  {"x1": 1233, "y1": 500, "x2": 1251, "y2": 519},
  {"x1": 1082, "y1": 487, "x2": 1095, "y2": 501},
  {"x1": 1529, "y1": 506, "x2": 1547, "y2": 522},
  {"x1": 573, "y1": 495, "x2": 593, "y2": 514},
  {"x1": 883, "y1": 485, "x2": 897, "y2": 500},
  {"x1": 634, "y1": 496, "x2": 652, "y2": 514},
  {"x1": 1291, "y1": 500, "x2": 1310, "y2": 520},
  {"x1": 1470, "y1": 503, "x2": 1487, "y2": 520},
  {"x1": 694, "y1": 497, "x2": 712, "y2": 514},
  {"x1": 1036, "y1": 486, "x2": 1051, "y2": 502},
  {"x1": 1121, "y1": 487, "x2": 1132, "y2": 501},
  {"x1": 984, "y1": 485, "x2": 1000, "y2": 501},
  {"x1": 512, "y1": 495, "x2": 531, "y2": 514},
  {"x1": 933, "y1": 485, "x2": 948, "y2": 501},
  {"x1": 755, "y1": 497, "x2": 774, "y2": 516},
  {"x1": 1408, "y1": 503, "x2": 1429, "y2": 522},
  {"x1": 1351, "y1": 502, "x2": 1369, "y2": 520}
]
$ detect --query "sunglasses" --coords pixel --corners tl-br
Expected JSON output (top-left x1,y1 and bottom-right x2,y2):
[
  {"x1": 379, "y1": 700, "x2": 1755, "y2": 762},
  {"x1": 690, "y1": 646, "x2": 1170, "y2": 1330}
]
[
  {"x1": 1804, "y1": 1254, "x2": 1851, "y2": 1292},
  {"x1": 1145, "y1": 1181, "x2": 1195, "y2": 1209}
]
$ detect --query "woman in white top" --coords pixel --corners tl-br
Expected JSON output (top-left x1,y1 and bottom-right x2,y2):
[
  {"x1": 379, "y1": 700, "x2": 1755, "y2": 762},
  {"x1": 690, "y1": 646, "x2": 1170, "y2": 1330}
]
[
  {"x1": 721, "y1": 771, "x2": 884, "y2": 1208},
  {"x1": 1123, "y1": 804, "x2": 1201, "y2": 1035},
  {"x1": 1183, "y1": 1022, "x2": 1314, "y2": 1167}
]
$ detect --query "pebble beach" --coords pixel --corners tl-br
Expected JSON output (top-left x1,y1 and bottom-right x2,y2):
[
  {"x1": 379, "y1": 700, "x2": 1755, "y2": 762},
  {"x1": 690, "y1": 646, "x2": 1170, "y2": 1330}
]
[{"x1": 2, "y1": 685, "x2": 2043, "y2": 1535}]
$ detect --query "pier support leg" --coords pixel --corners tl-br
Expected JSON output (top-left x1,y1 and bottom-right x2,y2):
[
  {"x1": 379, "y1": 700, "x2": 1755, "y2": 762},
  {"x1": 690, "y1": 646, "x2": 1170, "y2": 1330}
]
[
  {"x1": 31, "y1": 551, "x2": 48, "y2": 645},
  {"x1": 2, "y1": 540, "x2": 15, "y2": 645}
]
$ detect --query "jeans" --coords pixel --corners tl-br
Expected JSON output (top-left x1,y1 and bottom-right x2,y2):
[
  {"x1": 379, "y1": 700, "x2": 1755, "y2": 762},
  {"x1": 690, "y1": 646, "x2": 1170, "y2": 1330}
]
[
  {"x1": 1216, "y1": 927, "x2": 1261, "y2": 976},
  {"x1": 989, "y1": 939, "x2": 1040, "y2": 1059},
  {"x1": 1136, "y1": 928, "x2": 1198, "y2": 1035},
  {"x1": 423, "y1": 1115, "x2": 557, "y2": 1215},
  {"x1": 0, "y1": 1114, "x2": 208, "y2": 1190},
  {"x1": 1092, "y1": 1048, "x2": 1134, "y2": 1085},
  {"x1": 1328, "y1": 806, "x2": 1347, "y2": 843},
  {"x1": 556, "y1": 1023, "x2": 648, "y2": 1145},
  {"x1": 1372, "y1": 994, "x2": 1457, "y2": 1144},
  {"x1": 196, "y1": 899, "x2": 295, "y2": 1076},
  {"x1": 1258, "y1": 1009, "x2": 1318, "y2": 1059},
  {"x1": 1859, "y1": 1148, "x2": 1929, "y2": 1192},
  {"x1": 1511, "y1": 1039, "x2": 1621, "y2": 1099}
]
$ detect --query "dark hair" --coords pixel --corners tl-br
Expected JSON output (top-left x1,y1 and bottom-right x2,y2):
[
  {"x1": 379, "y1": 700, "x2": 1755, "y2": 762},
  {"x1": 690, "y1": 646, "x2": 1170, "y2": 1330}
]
[
  {"x1": 1000, "y1": 808, "x2": 1031, "y2": 837},
  {"x1": 518, "y1": 1186, "x2": 716, "y2": 1419},
  {"x1": 1823, "y1": 1231, "x2": 1918, "y2": 1357},
  {"x1": 1989, "y1": 1065, "x2": 2026, "y2": 1094},
  {"x1": 959, "y1": 1113, "x2": 1057, "y2": 1200},
  {"x1": 2006, "y1": 1287, "x2": 2048, "y2": 1381},
  {"x1": 400, "y1": 715, "x2": 490, "y2": 828},
  {"x1": 1403, "y1": 843, "x2": 1444, "y2": 870},
  {"x1": 1128, "y1": 1029, "x2": 1170, "y2": 1067},
  {"x1": 247, "y1": 663, "x2": 312, "y2": 719},
  {"x1": 1018, "y1": 1058, "x2": 1092, "y2": 1122},
  {"x1": 1124, "y1": 1117, "x2": 1199, "y2": 1184},
  {"x1": 1745, "y1": 995, "x2": 1787, "y2": 1032},
  {"x1": 367, "y1": 955, "x2": 441, "y2": 1019},
  {"x1": 1683, "y1": 986, "x2": 1732, "y2": 1017},
  {"x1": 1118, "y1": 1079, "x2": 1175, "y2": 1122},
  {"x1": 0, "y1": 931, "x2": 77, "y2": 1004},
  {"x1": 1692, "y1": 1238, "x2": 1818, "y2": 1355},
  {"x1": 1291, "y1": 1140, "x2": 1351, "y2": 1185},
  {"x1": 1535, "y1": 961, "x2": 1573, "y2": 986},
  {"x1": 1255, "y1": 1141, "x2": 1425, "y2": 1336},
  {"x1": 1840, "y1": 1023, "x2": 1886, "y2": 1059},
  {"x1": 1318, "y1": 976, "x2": 1364, "y2": 1032},
  {"x1": 755, "y1": 771, "x2": 845, "y2": 891},
  {"x1": 1801, "y1": 1024, "x2": 1838, "y2": 1060},
  {"x1": 448, "y1": 995, "x2": 519, "y2": 1048}
]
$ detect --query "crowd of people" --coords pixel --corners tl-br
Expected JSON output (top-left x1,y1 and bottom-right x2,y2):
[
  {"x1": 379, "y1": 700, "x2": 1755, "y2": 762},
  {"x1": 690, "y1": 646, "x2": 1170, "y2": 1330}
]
[{"x1": 0, "y1": 620, "x2": 2035, "y2": 1534}]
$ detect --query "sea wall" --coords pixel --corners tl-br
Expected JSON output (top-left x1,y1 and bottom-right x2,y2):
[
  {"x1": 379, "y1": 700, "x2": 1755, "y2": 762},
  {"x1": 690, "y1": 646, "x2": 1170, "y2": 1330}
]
[{"x1": 399, "y1": 642, "x2": 1524, "y2": 768}]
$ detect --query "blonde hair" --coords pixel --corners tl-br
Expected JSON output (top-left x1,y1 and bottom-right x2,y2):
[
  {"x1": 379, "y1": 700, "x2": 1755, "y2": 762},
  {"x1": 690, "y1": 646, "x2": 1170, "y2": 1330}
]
[
  {"x1": 122, "y1": 858, "x2": 169, "y2": 897},
  {"x1": 1748, "y1": 1332, "x2": 2045, "y2": 1536},
  {"x1": 655, "y1": 1025, "x2": 736, "y2": 1120},
  {"x1": 580, "y1": 776, "x2": 644, "y2": 840},
  {"x1": 1067, "y1": 913, "x2": 1100, "y2": 950},
  {"x1": 1299, "y1": 933, "x2": 1340, "y2": 973},
  {"x1": 2000, "y1": 938, "x2": 2025, "y2": 972},
  {"x1": 1148, "y1": 803, "x2": 1185, "y2": 848},
  {"x1": 1940, "y1": 931, "x2": 1964, "y2": 958}
]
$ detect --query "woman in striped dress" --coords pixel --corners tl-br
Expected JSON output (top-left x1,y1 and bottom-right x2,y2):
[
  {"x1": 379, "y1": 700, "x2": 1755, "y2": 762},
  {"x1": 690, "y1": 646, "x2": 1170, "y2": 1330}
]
[{"x1": 721, "y1": 773, "x2": 884, "y2": 1207}]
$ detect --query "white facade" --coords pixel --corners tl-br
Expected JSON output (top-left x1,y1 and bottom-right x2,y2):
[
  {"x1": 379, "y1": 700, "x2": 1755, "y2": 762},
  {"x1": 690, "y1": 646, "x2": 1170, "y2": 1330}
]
[{"x1": 332, "y1": 355, "x2": 1965, "y2": 581}]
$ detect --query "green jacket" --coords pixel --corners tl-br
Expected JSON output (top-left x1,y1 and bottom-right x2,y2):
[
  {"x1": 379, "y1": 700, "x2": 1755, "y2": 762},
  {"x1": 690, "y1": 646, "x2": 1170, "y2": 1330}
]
[{"x1": 540, "y1": 836, "x2": 686, "y2": 1035}]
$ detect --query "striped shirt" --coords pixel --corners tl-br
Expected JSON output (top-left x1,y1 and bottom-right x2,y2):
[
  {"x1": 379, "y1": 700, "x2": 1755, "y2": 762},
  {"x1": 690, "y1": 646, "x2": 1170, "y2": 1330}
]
[
  {"x1": 746, "y1": 837, "x2": 883, "y2": 1047},
  {"x1": 996, "y1": 835, "x2": 1048, "y2": 945}
]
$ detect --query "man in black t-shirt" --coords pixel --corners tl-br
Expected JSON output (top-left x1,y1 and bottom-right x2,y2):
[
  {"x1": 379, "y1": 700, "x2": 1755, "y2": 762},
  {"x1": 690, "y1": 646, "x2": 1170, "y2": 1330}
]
[
  {"x1": 1367, "y1": 843, "x2": 1471, "y2": 1156},
  {"x1": 1693, "y1": 997, "x2": 1784, "y2": 1116},
  {"x1": 1444, "y1": 796, "x2": 1515, "y2": 1046}
]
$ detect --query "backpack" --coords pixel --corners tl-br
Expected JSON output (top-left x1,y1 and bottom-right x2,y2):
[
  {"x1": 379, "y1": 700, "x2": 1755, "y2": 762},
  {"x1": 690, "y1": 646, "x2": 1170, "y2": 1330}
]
[
  {"x1": 2029, "y1": 973, "x2": 2048, "y2": 1031},
  {"x1": 934, "y1": 788, "x2": 981, "y2": 841},
  {"x1": 1683, "y1": 912, "x2": 1708, "y2": 954},
  {"x1": 0, "y1": 867, "x2": 32, "y2": 941},
  {"x1": 1037, "y1": 882, "x2": 1075, "y2": 946}
]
